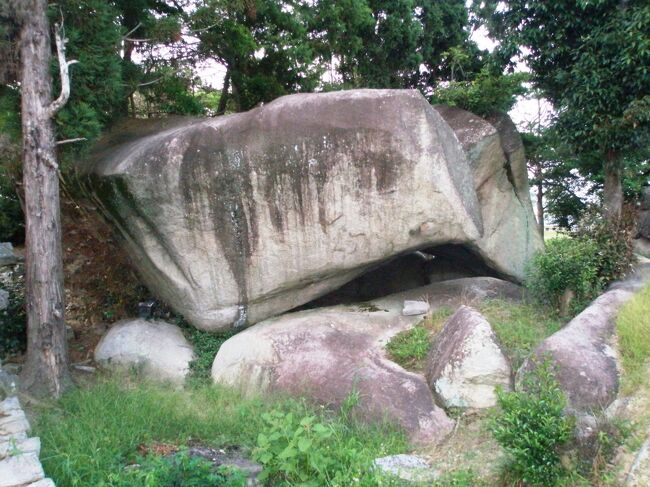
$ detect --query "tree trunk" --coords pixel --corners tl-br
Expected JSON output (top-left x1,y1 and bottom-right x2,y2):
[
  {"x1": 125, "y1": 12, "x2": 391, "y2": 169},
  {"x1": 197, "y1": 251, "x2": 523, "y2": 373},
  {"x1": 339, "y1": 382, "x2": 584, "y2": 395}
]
[
  {"x1": 18, "y1": 0, "x2": 72, "y2": 398},
  {"x1": 216, "y1": 69, "x2": 230, "y2": 115},
  {"x1": 533, "y1": 162, "x2": 545, "y2": 239},
  {"x1": 603, "y1": 151, "x2": 623, "y2": 222},
  {"x1": 536, "y1": 179, "x2": 545, "y2": 240}
]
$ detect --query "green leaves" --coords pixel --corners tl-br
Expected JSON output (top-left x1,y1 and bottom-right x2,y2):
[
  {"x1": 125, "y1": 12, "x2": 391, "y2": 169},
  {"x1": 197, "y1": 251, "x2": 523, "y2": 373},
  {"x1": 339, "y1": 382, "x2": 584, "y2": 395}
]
[{"x1": 490, "y1": 360, "x2": 574, "y2": 486}]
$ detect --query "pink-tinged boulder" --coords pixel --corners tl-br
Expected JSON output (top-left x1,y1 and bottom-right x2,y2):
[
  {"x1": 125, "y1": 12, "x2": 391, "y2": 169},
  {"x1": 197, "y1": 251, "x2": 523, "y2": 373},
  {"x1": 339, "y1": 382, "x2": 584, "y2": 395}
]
[
  {"x1": 426, "y1": 306, "x2": 511, "y2": 409},
  {"x1": 519, "y1": 264, "x2": 650, "y2": 413},
  {"x1": 212, "y1": 304, "x2": 453, "y2": 445}
]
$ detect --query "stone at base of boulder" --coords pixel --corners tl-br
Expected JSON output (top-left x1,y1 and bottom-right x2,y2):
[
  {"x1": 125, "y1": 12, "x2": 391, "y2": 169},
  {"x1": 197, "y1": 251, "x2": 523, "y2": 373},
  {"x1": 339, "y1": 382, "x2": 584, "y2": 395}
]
[
  {"x1": 95, "y1": 318, "x2": 195, "y2": 384},
  {"x1": 633, "y1": 238, "x2": 650, "y2": 259},
  {"x1": 426, "y1": 306, "x2": 511, "y2": 409},
  {"x1": 373, "y1": 454, "x2": 439, "y2": 483}
]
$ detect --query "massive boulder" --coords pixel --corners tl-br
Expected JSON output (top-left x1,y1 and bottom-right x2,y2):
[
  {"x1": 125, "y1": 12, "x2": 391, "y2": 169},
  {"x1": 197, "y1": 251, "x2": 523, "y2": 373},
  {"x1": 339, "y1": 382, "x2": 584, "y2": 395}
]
[{"x1": 85, "y1": 89, "x2": 542, "y2": 331}]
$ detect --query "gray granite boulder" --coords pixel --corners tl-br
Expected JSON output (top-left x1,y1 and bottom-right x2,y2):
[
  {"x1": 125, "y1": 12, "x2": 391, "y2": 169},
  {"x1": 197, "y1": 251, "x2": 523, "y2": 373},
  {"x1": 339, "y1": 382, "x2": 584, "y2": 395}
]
[
  {"x1": 426, "y1": 306, "x2": 511, "y2": 409},
  {"x1": 85, "y1": 90, "x2": 540, "y2": 331},
  {"x1": 95, "y1": 319, "x2": 195, "y2": 384}
]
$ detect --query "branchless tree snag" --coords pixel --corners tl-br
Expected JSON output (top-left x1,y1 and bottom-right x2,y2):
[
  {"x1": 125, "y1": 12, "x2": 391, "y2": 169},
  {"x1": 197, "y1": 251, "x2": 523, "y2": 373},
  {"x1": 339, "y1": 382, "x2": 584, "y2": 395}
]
[{"x1": 17, "y1": 0, "x2": 74, "y2": 397}]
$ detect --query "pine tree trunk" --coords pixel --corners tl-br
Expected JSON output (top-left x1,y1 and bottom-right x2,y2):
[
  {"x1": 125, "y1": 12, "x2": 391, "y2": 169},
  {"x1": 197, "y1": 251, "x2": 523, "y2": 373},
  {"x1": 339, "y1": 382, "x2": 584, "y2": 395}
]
[
  {"x1": 603, "y1": 151, "x2": 623, "y2": 222},
  {"x1": 18, "y1": 0, "x2": 72, "y2": 398}
]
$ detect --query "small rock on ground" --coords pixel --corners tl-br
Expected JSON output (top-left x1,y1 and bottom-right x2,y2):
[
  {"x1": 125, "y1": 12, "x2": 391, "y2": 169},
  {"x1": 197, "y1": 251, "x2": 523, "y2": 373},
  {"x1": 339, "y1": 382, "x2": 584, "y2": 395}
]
[{"x1": 374, "y1": 454, "x2": 439, "y2": 483}]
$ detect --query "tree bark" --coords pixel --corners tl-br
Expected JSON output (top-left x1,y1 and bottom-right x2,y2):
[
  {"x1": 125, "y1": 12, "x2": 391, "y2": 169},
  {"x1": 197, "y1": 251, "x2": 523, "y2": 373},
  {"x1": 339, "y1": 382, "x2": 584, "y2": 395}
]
[
  {"x1": 603, "y1": 151, "x2": 623, "y2": 222},
  {"x1": 536, "y1": 179, "x2": 545, "y2": 240},
  {"x1": 18, "y1": 0, "x2": 72, "y2": 398},
  {"x1": 216, "y1": 68, "x2": 230, "y2": 115}
]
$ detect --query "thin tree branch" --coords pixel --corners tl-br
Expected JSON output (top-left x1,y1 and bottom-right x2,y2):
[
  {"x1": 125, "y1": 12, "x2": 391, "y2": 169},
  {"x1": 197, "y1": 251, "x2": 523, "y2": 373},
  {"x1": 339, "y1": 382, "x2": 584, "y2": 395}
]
[
  {"x1": 48, "y1": 22, "x2": 77, "y2": 118},
  {"x1": 138, "y1": 77, "x2": 164, "y2": 87},
  {"x1": 56, "y1": 137, "x2": 87, "y2": 145},
  {"x1": 122, "y1": 22, "x2": 143, "y2": 40}
]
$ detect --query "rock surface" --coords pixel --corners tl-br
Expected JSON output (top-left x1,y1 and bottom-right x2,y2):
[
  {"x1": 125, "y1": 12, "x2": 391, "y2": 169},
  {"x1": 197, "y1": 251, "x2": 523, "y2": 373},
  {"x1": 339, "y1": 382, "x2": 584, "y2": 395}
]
[
  {"x1": 519, "y1": 264, "x2": 650, "y2": 415},
  {"x1": 373, "y1": 454, "x2": 439, "y2": 483},
  {"x1": 86, "y1": 89, "x2": 541, "y2": 331},
  {"x1": 434, "y1": 106, "x2": 543, "y2": 283},
  {"x1": 426, "y1": 306, "x2": 511, "y2": 409},
  {"x1": 0, "y1": 243, "x2": 17, "y2": 267},
  {"x1": 95, "y1": 318, "x2": 194, "y2": 384},
  {"x1": 0, "y1": 396, "x2": 54, "y2": 487},
  {"x1": 637, "y1": 186, "x2": 650, "y2": 240},
  {"x1": 212, "y1": 277, "x2": 521, "y2": 444}
]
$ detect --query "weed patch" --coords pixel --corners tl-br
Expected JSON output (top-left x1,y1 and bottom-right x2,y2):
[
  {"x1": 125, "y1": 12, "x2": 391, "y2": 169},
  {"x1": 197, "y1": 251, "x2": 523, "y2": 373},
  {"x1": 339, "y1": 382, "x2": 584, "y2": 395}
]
[
  {"x1": 617, "y1": 283, "x2": 650, "y2": 393},
  {"x1": 34, "y1": 379, "x2": 407, "y2": 486}
]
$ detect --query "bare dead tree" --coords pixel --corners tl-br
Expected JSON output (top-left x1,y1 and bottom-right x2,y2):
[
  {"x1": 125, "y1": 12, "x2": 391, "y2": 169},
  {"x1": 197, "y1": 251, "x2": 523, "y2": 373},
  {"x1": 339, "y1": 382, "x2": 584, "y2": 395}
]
[{"x1": 16, "y1": 0, "x2": 74, "y2": 398}]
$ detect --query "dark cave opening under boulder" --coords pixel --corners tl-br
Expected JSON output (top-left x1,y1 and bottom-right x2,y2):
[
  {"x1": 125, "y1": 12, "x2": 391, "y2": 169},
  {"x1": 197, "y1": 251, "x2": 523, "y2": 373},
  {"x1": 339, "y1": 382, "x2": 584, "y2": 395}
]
[{"x1": 300, "y1": 244, "x2": 502, "y2": 309}]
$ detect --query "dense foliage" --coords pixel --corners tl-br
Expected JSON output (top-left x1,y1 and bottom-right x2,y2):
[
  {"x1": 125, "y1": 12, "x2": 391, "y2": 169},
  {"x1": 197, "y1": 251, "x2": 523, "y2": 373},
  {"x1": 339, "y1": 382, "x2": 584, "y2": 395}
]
[
  {"x1": 527, "y1": 209, "x2": 636, "y2": 311},
  {"x1": 491, "y1": 360, "x2": 574, "y2": 487},
  {"x1": 476, "y1": 0, "x2": 650, "y2": 218}
]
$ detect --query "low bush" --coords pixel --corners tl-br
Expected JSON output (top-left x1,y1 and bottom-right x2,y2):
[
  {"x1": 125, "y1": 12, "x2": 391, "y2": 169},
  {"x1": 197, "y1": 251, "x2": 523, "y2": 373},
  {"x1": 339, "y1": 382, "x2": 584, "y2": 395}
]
[
  {"x1": 527, "y1": 209, "x2": 636, "y2": 312},
  {"x1": 616, "y1": 283, "x2": 650, "y2": 392},
  {"x1": 526, "y1": 236, "x2": 600, "y2": 310},
  {"x1": 490, "y1": 360, "x2": 574, "y2": 487},
  {"x1": 181, "y1": 325, "x2": 236, "y2": 382}
]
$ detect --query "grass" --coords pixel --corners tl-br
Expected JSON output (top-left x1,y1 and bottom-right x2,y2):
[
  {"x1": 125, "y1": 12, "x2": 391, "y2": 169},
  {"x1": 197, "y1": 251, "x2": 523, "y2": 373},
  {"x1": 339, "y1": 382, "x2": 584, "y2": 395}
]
[
  {"x1": 386, "y1": 300, "x2": 563, "y2": 372},
  {"x1": 34, "y1": 378, "x2": 408, "y2": 486},
  {"x1": 181, "y1": 325, "x2": 236, "y2": 382},
  {"x1": 386, "y1": 307, "x2": 453, "y2": 370},
  {"x1": 479, "y1": 300, "x2": 564, "y2": 369},
  {"x1": 616, "y1": 283, "x2": 650, "y2": 393}
]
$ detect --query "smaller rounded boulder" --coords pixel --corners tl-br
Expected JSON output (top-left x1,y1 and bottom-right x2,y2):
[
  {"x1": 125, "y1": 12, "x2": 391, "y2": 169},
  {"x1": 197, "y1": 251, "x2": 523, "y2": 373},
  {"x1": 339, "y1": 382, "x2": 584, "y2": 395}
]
[
  {"x1": 426, "y1": 306, "x2": 511, "y2": 409},
  {"x1": 95, "y1": 319, "x2": 194, "y2": 384}
]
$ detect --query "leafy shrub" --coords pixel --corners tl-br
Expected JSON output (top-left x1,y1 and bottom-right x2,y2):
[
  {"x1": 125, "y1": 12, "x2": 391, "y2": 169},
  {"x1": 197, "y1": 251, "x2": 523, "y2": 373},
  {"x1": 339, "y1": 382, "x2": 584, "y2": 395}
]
[
  {"x1": 0, "y1": 266, "x2": 26, "y2": 358},
  {"x1": 105, "y1": 448, "x2": 246, "y2": 487},
  {"x1": 490, "y1": 360, "x2": 574, "y2": 487},
  {"x1": 616, "y1": 283, "x2": 650, "y2": 392},
  {"x1": 526, "y1": 236, "x2": 600, "y2": 309},
  {"x1": 528, "y1": 209, "x2": 637, "y2": 311},
  {"x1": 573, "y1": 207, "x2": 636, "y2": 287},
  {"x1": 253, "y1": 409, "x2": 398, "y2": 486}
]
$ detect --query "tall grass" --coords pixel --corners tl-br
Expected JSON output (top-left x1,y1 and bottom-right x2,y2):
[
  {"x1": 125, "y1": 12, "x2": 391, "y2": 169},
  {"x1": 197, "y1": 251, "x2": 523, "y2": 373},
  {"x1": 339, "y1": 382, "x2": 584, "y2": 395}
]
[
  {"x1": 34, "y1": 378, "x2": 407, "y2": 486},
  {"x1": 617, "y1": 284, "x2": 650, "y2": 393}
]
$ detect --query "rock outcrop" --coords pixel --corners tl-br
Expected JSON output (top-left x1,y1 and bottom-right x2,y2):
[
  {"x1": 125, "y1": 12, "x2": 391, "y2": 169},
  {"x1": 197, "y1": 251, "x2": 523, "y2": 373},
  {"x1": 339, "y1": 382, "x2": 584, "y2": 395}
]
[
  {"x1": 0, "y1": 396, "x2": 55, "y2": 487},
  {"x1": 434, "y1": 106, "x2": 542, "y2": 282},
  {"x1": 212, "y1": 277, "x2": 522, "y2": 444},
  {"x1": 426, "y1": 306, "x2": 511, "y2": 409},
  {"x1": 86, "y1": 89, "x2": 541, "y2": 331},
  {"x1": 95, "y1": 319, "x2": 194, "y2": 384},
  {"x1": 519, "y1": 264, "x2": 650, "y2": 416}
]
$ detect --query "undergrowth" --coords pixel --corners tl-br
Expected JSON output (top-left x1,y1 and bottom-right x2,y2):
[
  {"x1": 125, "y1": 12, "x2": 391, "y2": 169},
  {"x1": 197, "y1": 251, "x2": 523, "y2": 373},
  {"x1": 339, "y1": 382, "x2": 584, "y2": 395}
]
[
  {"x1": 386, "y1": 307, "x2": 452, "y2": 370},
  {"x1": 617, "y1": 283, "x2": 650, "y2": 393},
  {"x1": 386, "y1": 300, "x2": 562, "y2": 371},
  {"x1": 34, "y1": 378, "x2": 407, "y2": 486}
]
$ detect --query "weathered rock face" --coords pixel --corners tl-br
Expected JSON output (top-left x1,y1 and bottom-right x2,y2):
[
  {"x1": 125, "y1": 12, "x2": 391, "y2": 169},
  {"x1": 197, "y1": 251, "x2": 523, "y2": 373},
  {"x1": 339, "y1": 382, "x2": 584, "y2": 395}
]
[
  {"x1": 86, "y1": 89, "x2": 541, "y2": 331},
  {"x1": 426, "y1": 306, "x2": 511, "y2": 409},
  {"x1": 211, "y1": 307, "x2": 454, "y2": 445},
  {"x1": 434, "y1": 106, "x2": 543, "y2": 281},
  {"x1": 519, "y1": 264, "x2": 650, "y2": 414},
  {"x1": 95, "y1": 319, "x2": 194, "y2": 384},
  {"x1": 211, "y1": 277, "x2": 522, "y2": 444}
]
